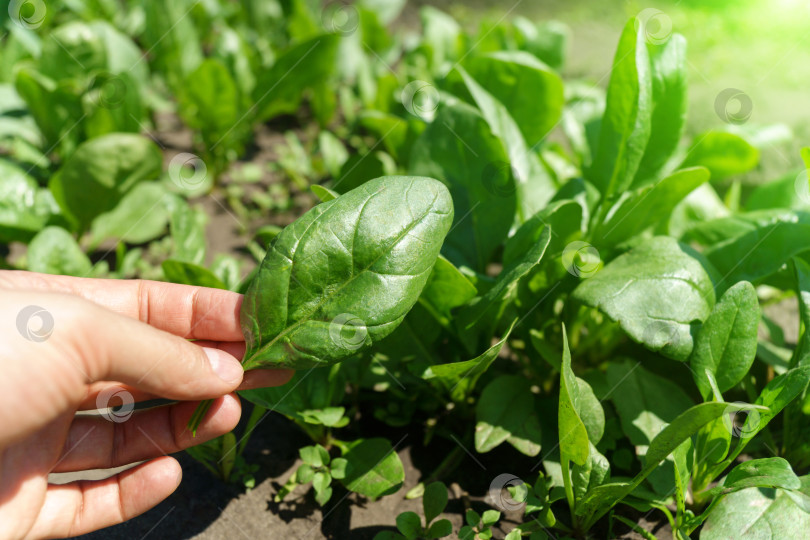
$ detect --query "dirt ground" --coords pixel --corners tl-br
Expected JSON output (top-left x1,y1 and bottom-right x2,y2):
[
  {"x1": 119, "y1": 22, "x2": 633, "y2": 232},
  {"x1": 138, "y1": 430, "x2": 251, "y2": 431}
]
[{"x1": 70, "y1": 410, "x2": 667, "y2": 540}]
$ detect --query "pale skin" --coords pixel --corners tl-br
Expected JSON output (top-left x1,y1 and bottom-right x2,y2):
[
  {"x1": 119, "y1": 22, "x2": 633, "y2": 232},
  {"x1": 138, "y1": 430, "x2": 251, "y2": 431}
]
[{"x1": 0, "y1": 271, "x2": 293, "y2": 539}]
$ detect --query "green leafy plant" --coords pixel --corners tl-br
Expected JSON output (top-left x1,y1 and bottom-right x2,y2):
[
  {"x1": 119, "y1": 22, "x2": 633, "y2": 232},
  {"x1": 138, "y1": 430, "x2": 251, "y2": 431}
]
[
  {"x1": 374, "y1": 482, "x2": 453, "y2": 540},
  {"x1": 5, "y1": 2, "x2": 810, "y2": 538}
]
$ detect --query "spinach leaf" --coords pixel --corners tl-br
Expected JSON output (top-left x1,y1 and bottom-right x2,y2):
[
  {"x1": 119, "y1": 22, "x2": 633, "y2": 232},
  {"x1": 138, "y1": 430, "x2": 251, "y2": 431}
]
[
  {"x1": 558, "y1": 326, "x2": 590, "y2": 467},
  {"x1": 89, "y1": 182, "x2": 170, "y2": 247},
  {"x1": 588, "y1": 18, "x2": 651, "y2": 203},
  {"x1": 681, "y1": 131, "x2": 759, "y2": 182},
  {"x1": 705, "y1": 210, "x2": 810, "y2": 286},
  {"x1": 49, "y1": 133, "x2": 163, "y2": 231},
  {"x1": 339, "y1": 437, "x2": 405, "y2": 499},
  {"x1": 594, "y1": 167, "x2": 709, "y2": 246},
  {"x1": 462, "y1": 51, "x2": 564, "y2": 147},
  {"x1": 0, "y1": 160, "x2": 52, "y2": 243},
  {"x1": 240, "y1": 176, "x2": 453, "y2": 370},
  {"x1": 27, "y1": 226, "x2": 92, "y2": 277},
  {"x1": 691, "y1": 281, "x2": 760, "y2": 398},
  {"x1": 409, "y1": 99, "x2": 515, "y2": 271},
  {"x1": 423, "y1": 321, "x2": 514, "y2": 403},
  {"x1": 573, "y1": 236, "x2": 716, "y2": 361},
  {"x1": 701, "y1": 476, "x2": 810, "y2": 539},
  {"x1": 632, "y1": 34, "x2": 687, "y2": 184},
  {"x1": 705, "y1": 457, "x2": 801, "y2": 497},
  {"x1": 475, "y1": 375, "x2": 542, "y2": 456}
]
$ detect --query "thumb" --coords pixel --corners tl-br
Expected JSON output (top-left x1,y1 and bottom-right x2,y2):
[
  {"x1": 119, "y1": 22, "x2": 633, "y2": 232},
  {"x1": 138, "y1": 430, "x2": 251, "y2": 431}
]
[{"x1": 75, "y1": 299, "x2": 245, "y2": 400}]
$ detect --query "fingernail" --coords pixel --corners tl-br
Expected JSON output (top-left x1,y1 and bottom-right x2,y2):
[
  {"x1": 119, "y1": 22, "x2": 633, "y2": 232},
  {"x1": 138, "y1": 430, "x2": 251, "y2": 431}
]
[{"x1": 204, "y1": 348, "x2": 244, "y2": 385}]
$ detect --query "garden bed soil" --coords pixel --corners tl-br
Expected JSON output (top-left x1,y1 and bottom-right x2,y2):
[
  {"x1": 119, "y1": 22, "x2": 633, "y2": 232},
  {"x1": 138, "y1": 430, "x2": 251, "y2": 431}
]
[{"x1": 72, "y1": 410, "x2": 670, "y2": 540}]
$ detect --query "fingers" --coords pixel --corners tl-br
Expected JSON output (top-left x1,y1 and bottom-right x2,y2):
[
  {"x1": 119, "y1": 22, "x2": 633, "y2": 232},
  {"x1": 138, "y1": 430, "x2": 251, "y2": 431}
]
[
  {"x1": 76, "y1": 339, "x2": 291, "y2": 409},
  {"x1": 24, "y1": 457, "x2": 182, "y2": 539},
  {"x1": 0, "y1": 271, "x2": 243, "y2": 341},
  {"x1": 52, "y1": 395, "x2": 241, "y2": 473},
  {"x1": 74, "y1": 301, "x2": 246, "y2": 401}
]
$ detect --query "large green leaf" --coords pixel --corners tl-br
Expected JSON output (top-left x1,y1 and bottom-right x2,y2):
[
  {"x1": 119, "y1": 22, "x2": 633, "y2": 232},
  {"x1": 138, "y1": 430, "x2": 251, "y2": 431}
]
[
  {"x1": 452, "y1": 65, "x2": 549, "y2": 221},
  {"x1": 573, "y1": 236, "x2": 716, "y2": 361},
  {"x1": 340, "y1": 438, "x2": 405, "y2": 499},
  {"x1": 39, "y1": 21, "x2": 107, "y2": 81},
  {"x1": 559, "y1": 327, "x2": 590, "y2": 466},
  {"x1": 409, "y1": 100, "x2": 515, "y2": 271},
  {"x1": 633, "y1": 34, "x2": 687, "y2": 184},
  {"x1": 795, "y1": 258, "x2": 810, "y2": 364},
  {"x1": 606, "y1": 359, "x2": 694, "y2": 447},
  {"x1": 475, "y1": 375, "x2": 542, "y2": 456},
  {"x1": 27, "y1": 226, "x2": 92, "y2": 277},
  {"x1": 252, "y1": 34, "x2": 340, "y2": 122},
  {"x1": 418, "y1": 255, "x2": 477, "y2": 326},
  {"x1": 49, "y1": 133, "x2": 163, "y2": 231},
  {"x1": 691, "y1": 281, "x2": 760, "y2": 398},
  {"x1": 0, "y1": 160, "x2": 52, "y2": 242},
  {"x1": 606, "y1": 358, "x2": 694, "y2": 493},
  {"x1": 701, "y1": 475, "x2": 810, "y2": 539},
  {"x1": 576, "y1": 402, "x2": 767, "y2": 526},
  {"x1": 462, "y1": 50, "x2": 564, "y2": 146},
  {"x1": 240, "y1": 176, "x2": 453, "y2": 370},
  {"x1": 588, "y1": 18, "x2": 652, "y2": 202},
  {"x1": 705, "y1": 210, "x2": 810, "y2": 285},
  {"x1": 423, "y1": 322, "x2": 514, "y2": 402},
  {"x1": 455, "y1": 226, "x2": 550, "y2": 349},
  {"x1": 89, "y1": 182, "x2": 170, "y2": 247},
  {"x1": 179, "y1": 58, "x2": 244, "y2": 149},
  {"x1": 706, "y1": 457, "x2": 801, "y2": 497},
  {"x1": 594, "y1": 167, "x2": 709, "y2": 246},
  {"x1": 682, "y1": 131, "x2": 759, "y2": 182}
]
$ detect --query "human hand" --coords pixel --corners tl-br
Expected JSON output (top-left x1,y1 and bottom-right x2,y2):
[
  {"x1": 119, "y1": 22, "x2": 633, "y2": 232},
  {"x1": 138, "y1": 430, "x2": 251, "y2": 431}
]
[{"x1": 0, "y1": 271, "x2": 292, "y2": 539}]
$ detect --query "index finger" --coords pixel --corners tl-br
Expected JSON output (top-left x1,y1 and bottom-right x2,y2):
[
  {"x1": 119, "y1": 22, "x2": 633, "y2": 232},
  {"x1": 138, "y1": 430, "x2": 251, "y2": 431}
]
[{"x1": 0, "y1": 271, "x2": 243, "y2": 341}]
